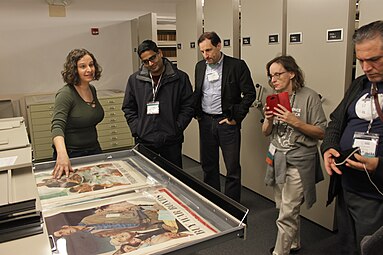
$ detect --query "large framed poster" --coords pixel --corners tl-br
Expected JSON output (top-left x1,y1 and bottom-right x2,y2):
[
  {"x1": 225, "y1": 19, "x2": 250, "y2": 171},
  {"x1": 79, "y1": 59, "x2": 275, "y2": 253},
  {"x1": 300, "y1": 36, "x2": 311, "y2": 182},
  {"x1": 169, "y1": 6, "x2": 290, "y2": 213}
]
[{"x1": 44, "y1": 189, "x2": 218, "y2": 255}]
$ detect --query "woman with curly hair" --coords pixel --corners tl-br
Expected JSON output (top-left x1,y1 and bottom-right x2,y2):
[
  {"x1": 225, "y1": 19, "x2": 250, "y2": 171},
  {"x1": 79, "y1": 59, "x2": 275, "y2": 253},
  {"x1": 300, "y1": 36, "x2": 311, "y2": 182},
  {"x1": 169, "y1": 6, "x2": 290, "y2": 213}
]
[{"x1": 51, "y1": 49, "x2": 104, "y2": 178}]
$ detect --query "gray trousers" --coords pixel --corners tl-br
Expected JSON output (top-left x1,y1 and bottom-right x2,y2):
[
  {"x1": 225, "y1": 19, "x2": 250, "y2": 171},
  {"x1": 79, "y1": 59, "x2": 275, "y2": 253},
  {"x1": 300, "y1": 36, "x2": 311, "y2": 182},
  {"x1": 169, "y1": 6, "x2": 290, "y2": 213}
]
[
  {"x1": 272, "y1": 166, "x2": 304, "y2": 255},
  {"x1": 337, "y1": 189, "x2": 383, "y2": 254}
]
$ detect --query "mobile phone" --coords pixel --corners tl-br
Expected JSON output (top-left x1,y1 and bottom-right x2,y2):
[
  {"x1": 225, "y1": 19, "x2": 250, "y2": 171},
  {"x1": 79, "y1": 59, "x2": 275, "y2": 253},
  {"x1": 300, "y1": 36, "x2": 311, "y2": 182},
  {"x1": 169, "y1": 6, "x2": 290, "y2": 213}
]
[
  {"x1": 266, "y1": 94, "x2": 279, "y2": 113},
  {"x1": 266, "y1": 92, "x2": 292, "y2": 113}
]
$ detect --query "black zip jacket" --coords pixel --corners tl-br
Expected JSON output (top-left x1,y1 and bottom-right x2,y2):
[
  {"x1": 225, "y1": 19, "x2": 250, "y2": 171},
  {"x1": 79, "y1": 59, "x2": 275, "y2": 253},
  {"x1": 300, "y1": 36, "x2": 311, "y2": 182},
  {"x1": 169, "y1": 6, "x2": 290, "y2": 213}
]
[{"x1": 122, "y1": 58, "x2": 194, "y2": 148}]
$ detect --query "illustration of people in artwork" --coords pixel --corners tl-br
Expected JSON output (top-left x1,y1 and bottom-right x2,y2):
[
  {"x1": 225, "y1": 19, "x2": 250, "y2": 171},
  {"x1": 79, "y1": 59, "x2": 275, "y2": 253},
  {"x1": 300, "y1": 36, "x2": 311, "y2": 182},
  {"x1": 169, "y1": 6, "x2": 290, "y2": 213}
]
[
  {"x1": 35, "y1": 162, "x2": 144, "y2": 201},
  {"x1": 46, "y1": 200, "x2": 190, "y2": 255}
]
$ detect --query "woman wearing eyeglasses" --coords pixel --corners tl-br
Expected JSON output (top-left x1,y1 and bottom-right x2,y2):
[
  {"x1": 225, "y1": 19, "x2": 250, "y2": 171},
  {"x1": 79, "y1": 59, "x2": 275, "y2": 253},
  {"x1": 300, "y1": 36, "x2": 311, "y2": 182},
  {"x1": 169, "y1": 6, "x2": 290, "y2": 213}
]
[{"x1": 262, "y1": 55, "x2": 327, "y2": 255}]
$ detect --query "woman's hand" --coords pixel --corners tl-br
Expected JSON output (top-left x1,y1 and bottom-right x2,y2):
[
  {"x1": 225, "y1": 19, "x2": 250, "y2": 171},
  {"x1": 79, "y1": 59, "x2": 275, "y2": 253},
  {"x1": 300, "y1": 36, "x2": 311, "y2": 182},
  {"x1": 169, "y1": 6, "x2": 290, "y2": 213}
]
[
  {"x1": 273, "y1": 104, "x2": 300, "y2": 127},
  {"x1": 52, "y1": 152, "x2": 73, "y2": 178},
  {"x1": 264, "y1": 103, "x2": 275, "y2": 122},
  {"x1": 52, "y1": 136, "x2": 73, "y2": 178}
]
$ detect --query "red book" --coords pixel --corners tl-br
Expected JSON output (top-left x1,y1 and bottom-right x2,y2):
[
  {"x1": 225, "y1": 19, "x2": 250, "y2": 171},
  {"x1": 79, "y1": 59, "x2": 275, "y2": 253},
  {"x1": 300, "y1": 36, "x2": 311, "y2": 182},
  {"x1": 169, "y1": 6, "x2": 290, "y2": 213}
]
[{"x1": 266, "y1": 91, "x2": 292, "y2": 113}]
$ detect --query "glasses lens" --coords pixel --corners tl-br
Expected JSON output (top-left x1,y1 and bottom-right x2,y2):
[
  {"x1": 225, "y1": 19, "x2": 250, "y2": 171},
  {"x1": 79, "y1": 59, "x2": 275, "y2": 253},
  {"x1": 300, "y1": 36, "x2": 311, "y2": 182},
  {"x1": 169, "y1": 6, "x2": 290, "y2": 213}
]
[
  {"x1": 269, "y1": 72, "x2": 286, "y2": 80},
  {"x1": 142, "y1": 54, "x2": 157, "y2": 65}
]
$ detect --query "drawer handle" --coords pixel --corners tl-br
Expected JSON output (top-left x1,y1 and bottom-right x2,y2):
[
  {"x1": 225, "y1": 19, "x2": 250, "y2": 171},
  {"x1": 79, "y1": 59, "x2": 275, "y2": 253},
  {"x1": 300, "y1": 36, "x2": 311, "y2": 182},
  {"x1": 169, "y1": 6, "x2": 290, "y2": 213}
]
[
  {"x1": 108, "y1": 100, "x2": 116, "y2": 103},
  {"x1": 110, "y1": 124, "x2": 117, "y2": 128},
  {"x1": 111, "y1": 136, "x2": 118, "y2": 140},
  {"x1": 112, "y1": 142, "x2": 119, "y2": 145},
  {"x1": 109, "y1": 112, "x2": 116, "y2": 116},
  {"x1": 111, "y1": 130, "x2": 118, "y2": 134},
  {"x1": 49, "y1": 106, "x2": 54, "y2": 109},
  {"x1": 109, "y1": 106, "x2": 116, "y2": 110}
]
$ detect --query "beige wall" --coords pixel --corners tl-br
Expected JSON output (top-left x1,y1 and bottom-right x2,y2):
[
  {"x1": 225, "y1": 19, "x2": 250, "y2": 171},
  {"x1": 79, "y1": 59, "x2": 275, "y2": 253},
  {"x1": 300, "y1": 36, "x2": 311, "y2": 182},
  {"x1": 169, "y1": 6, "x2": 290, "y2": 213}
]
[
  {"x1": 0, "y1": 0, "x2": 177, "y2": 117},
  {"x1": 203, "y1": 0, "x2": 240, "y2": 58},
  {"x1": 240, "y1": 0, "x2": 285, "y2": 202},
  {"x1": 176, "y1": 0, "x2": 203, "y2": 161}
]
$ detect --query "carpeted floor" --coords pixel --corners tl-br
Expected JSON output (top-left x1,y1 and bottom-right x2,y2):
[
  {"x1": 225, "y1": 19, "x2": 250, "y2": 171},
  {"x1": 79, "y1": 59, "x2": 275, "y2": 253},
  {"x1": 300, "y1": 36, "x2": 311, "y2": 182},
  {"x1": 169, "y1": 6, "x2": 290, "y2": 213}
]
[{"x1": 181, "y1": 156, "x2": 341, "y2": 255}]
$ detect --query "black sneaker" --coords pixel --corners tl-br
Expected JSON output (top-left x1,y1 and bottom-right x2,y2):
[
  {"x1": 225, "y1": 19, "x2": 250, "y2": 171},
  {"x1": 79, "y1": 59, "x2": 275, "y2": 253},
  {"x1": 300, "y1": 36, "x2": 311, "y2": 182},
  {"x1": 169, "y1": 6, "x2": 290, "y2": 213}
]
[{"x1": 269, "y1": 247, "x2": 301, "y2": 254}]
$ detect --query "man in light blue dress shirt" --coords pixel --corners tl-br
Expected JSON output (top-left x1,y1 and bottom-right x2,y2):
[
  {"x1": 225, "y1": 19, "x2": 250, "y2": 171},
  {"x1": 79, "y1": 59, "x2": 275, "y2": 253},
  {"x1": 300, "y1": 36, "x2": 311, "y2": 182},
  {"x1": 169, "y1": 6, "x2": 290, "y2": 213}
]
[{"x1": 193, "y1": 32, "x2": 256, "y2": 202}]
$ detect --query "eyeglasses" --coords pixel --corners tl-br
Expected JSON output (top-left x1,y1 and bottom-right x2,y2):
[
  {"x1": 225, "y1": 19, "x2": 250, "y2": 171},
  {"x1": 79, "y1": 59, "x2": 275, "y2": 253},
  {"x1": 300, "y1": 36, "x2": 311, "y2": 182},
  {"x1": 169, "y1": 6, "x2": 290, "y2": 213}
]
[
  {"x1": 141, "y1": 53, "x2": 158, "y2": 65},
  {"x1": 269, "y1": 71, "x2": 287, "y2": 81}
]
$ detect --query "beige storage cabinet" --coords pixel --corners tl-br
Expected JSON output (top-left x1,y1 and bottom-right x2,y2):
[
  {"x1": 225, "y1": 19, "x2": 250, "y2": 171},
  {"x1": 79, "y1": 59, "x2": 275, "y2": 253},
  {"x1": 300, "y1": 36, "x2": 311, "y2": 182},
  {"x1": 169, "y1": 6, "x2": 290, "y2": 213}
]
[
  {"x1": 97, "y1": 92, "x2": 134, "y2": 150},
  {"x1": 25, "y1": 90, "x2": 134, "y2": 161}
]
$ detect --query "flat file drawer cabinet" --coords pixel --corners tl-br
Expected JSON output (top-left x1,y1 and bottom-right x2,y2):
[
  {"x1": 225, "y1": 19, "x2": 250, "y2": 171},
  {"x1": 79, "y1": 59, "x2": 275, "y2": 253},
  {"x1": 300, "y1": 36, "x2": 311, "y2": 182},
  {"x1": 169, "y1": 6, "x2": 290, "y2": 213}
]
[{"x1": 25, "y1": 90, "x2": 134, "y2": 161}]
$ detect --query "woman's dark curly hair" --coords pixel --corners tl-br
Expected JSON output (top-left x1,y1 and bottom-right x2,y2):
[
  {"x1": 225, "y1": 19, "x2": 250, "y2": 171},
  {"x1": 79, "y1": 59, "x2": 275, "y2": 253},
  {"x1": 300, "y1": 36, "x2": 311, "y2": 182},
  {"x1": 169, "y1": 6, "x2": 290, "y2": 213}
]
[{"x1": 61, "y1": 49, "x2": 102, "y2": 86}]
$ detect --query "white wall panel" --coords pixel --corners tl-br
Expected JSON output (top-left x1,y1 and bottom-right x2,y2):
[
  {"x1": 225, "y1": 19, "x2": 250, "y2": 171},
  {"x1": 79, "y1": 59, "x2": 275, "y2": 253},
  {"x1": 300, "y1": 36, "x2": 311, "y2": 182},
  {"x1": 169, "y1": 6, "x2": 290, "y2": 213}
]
[
  {"x1": 138, "y1": 13, "x2": 157, "y2": 44},
  {"x1": 240, "y1": 0, "x2": 285, "y2": 201},
  {"x1": 203, "y1": 0, "x2": 240, "y2": 58},
  {"x1": 176, "y1": 0, "x2": 203, "y2": 161}
]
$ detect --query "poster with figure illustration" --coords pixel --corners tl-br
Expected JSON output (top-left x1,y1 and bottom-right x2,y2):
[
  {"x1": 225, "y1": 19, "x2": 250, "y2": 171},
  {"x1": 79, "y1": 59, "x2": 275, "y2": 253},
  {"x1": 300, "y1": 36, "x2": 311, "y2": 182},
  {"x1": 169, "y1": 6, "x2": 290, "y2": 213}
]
[
  {"x1": 34, "y1": 161, "x2": 148, "y2": 207},
  {"x1": 44, "y1": 189, "x2": 219, "y2": 255}
]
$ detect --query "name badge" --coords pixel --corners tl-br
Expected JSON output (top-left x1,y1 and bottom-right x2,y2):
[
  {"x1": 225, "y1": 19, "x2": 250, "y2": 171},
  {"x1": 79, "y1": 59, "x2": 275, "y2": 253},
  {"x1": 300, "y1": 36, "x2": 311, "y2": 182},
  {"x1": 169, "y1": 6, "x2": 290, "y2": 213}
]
[
  {"x1": 266, "y1": 143, "x2": 276, "y2": 166},
  {"x1": 207, "y1": 71, "x2": 219, "y2": 82},
  {"x1": 352, "y1": 132, "x2": 379, "y2": 158},
  {"x1": 147, "y1": 101, "x2": 159, "y2": 115}
]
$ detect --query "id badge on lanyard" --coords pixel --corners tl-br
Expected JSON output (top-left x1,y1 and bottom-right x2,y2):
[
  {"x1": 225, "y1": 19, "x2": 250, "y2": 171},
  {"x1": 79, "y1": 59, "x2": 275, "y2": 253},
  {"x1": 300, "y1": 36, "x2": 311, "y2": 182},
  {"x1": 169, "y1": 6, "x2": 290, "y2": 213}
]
[
  {"x1": 266, "y1": 143, "x2": 276, "y2": 166},
  {"x1": 147, "y1": 101, "x2": 159, "y2": 114},
  {"x1": 352, "y1": 83, "x2": 381, "y2": 157},
  {"x1": 147, "y1": 74, "x2": 162, "y2": 115},
  {"x1": 353, "y1": 132, "x2": 379, "y2": 158}
]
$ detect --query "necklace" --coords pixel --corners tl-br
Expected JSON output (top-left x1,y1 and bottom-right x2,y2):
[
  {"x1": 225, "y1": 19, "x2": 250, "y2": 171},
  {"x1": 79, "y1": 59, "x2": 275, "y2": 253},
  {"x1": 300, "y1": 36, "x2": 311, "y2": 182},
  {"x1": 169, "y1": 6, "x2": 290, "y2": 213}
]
[
  {"x1": 85, "y1": 100, "x2": 96, "y2": 108},
  {"x1": 75, "y1": 85, "x2": 95, "y2": 108}
]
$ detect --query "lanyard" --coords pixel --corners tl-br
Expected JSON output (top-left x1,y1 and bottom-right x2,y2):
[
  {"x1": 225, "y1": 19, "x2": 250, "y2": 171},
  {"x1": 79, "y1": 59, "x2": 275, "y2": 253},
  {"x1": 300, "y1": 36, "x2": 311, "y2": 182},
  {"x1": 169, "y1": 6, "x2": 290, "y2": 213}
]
[
  {"x1": 367, "y1": 83, "x2": 375, "y2": 133},
  {"x1": 276, "y1": 91, "x2": 296, "y2": 137},
  {"x1": 150, "y1": 73, "x2": 162, "y2": 102},
  {"x1": 290, "y1": 91, "x2": 296, "y2": 109}
]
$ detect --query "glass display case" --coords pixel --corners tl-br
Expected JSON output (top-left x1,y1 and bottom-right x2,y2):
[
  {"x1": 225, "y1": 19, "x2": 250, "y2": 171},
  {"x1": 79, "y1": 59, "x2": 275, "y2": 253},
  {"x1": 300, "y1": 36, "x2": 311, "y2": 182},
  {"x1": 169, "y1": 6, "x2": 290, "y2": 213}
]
[{"x1": 33, "y1": 144, "x2": 248, "y2": 255}]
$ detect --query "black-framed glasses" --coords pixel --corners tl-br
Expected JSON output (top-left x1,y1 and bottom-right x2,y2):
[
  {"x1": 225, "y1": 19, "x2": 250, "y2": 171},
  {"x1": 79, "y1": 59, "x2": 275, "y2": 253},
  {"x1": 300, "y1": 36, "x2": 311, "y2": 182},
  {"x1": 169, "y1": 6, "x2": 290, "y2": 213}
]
[
  {"x1": 142, "y1": 53, "x2": 158, "y2": 65},
  {"x1": 268, "y1": 71, "x2": 287, "y2": 81}
]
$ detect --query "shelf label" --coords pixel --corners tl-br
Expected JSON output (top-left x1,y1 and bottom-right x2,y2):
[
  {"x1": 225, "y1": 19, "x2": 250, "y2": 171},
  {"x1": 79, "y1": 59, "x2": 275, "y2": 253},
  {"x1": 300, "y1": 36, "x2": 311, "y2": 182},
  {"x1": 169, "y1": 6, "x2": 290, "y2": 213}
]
[
  {"x1": 289, "y1": 32, "x2": 302, "y2": 44},
  {"x1": 327, "y1": 28, "x2": 343, "y2": 42},
  {"x1": 242, "y1": 37, "x2": 251, "y2": 45},
  {"x1": 268, "y1": 34, "x2": 279, "y2": 44}
]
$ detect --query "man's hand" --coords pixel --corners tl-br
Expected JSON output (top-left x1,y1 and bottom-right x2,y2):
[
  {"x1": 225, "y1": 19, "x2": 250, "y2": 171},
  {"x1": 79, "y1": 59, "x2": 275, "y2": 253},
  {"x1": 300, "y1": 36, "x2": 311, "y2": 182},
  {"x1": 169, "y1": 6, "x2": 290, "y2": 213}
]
[
  {"x1": 324, "y1": 148, "x2": 342, "y2": 175},
  {"x1": 219, "y1": 118, "x2": 237, "y2": 125},
  {"x1": 346, "y1": 153, "x2": 379, "y2": 174}
]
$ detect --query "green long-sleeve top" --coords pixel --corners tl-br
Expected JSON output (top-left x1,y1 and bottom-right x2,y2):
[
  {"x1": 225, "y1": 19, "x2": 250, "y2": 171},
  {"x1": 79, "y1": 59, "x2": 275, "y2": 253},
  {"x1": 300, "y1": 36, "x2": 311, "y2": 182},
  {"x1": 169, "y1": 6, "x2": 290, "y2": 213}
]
[{"x1": 51, "y1": 84, "x2": 104, "y2": 151}]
